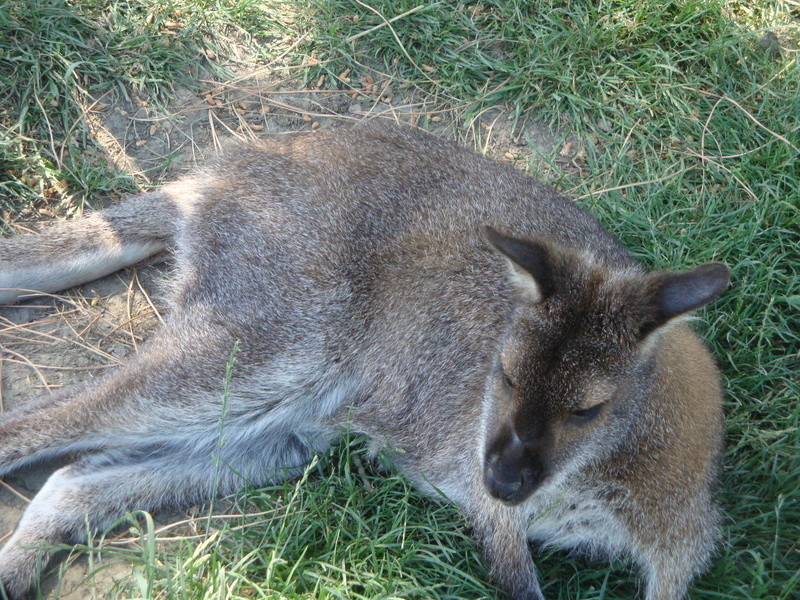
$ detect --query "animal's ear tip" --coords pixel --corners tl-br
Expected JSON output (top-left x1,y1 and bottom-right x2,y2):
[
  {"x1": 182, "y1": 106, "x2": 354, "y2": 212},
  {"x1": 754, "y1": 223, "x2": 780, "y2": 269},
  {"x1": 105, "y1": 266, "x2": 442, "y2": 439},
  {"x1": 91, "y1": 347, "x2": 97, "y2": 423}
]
[
  {"x1": 703, "y1": 262, "x2": 731, "y2": 282},
  {"x1": 649, "y1": 261, "x2": 732, "y2": 326},
  {"x1": 482, "y1": 225, "x2": 503, "y2": 245},
  {"x1": 483, "y1": 226, "x2": 552, "y2": 255},
  {"x1": 694, "y1": 262, "x2": 732, "y2": 294}
]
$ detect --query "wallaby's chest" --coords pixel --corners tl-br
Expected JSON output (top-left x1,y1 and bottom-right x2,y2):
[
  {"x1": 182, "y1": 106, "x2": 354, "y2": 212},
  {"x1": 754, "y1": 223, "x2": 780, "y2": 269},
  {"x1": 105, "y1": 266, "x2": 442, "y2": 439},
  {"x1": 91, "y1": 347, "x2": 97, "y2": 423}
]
[{"x1": 525, "y1": 479, "x2": 631, "y2": 559}]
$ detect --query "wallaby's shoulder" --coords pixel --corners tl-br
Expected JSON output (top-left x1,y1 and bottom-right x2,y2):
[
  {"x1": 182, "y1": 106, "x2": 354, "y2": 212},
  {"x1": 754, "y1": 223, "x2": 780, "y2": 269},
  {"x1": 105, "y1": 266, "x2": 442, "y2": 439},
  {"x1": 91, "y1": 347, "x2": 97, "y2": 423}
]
[
  {"x1": 649, "y1": 322, "x2": 724, "y2": 466},
  {"x1": 591, "y1": 320, "x2": 724, "y2": 499}
]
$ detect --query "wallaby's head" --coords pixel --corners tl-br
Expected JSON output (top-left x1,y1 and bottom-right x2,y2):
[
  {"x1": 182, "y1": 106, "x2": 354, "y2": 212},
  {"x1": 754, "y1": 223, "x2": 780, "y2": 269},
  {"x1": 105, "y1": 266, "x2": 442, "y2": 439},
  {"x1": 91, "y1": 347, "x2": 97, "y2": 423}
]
[{"x1": 481, "y1": 228, "x2": 729, "y2": 505}]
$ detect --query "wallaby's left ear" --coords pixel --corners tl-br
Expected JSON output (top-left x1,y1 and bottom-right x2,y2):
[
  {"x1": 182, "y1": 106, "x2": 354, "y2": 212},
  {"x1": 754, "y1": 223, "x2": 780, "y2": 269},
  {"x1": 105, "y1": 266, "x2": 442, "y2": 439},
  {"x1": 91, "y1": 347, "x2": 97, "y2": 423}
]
[
  {"x1": 484, "y1": 227, "x2": 555, "y2": 303},
  {"x1": 641, "y1": 262, "x2": 730, "y2": 336}
]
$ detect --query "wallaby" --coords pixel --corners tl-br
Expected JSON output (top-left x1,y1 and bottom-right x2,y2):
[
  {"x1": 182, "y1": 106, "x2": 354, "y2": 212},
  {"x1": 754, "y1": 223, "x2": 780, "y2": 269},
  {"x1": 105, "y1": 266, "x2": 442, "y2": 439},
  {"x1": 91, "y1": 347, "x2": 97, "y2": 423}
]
[{"x1": 0, "y1": 122, "x2": 729, "y2": 600}]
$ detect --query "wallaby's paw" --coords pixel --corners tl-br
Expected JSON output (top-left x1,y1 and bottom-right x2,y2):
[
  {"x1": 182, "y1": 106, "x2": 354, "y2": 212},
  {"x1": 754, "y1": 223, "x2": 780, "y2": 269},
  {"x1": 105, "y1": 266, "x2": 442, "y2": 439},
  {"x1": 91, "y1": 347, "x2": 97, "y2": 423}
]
[
  {"x1": 510, "y1": 586, "x2": 545, "y2": 600},
  {"x1": 0, "y1": 560, "x2": 37, "y2": 600},
  {"x1": 0, "y1": 533, "x2": 52, "y2": 600},
  {"x1": 501, "y1": 574, "x2": 545, "y2": 600}
]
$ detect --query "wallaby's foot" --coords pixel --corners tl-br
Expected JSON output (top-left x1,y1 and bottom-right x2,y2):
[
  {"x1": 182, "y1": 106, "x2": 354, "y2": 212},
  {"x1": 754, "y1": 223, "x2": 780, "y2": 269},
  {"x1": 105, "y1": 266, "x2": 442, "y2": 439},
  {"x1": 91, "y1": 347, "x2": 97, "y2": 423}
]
[
  {"x1": 0, "y1": 559, "x2": 37, "y2": 600},
  {"x1": 0, "y1": 457, "x2": 199, "y2": 598}
]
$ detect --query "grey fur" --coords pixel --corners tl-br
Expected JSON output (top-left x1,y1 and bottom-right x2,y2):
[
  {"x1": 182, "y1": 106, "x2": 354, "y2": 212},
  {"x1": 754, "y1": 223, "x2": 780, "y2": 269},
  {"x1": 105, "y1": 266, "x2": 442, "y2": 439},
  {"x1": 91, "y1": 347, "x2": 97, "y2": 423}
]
[{"x1": 0, "y1": 122, "x2": 728, "y2": 600}]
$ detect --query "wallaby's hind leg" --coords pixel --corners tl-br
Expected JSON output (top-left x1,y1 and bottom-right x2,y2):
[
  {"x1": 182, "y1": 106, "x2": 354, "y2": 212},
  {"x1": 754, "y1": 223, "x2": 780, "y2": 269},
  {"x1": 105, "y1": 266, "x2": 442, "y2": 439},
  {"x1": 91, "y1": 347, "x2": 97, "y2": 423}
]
[
  {"x1": 0, "y1": 312, "x2": 340, "y2": 598},
  {"x1": 0, "y1": 317, "x2": 237, "y2": 476},
  {"x1": 0, "y1": 441, "x2": 313, "y2": 600}
]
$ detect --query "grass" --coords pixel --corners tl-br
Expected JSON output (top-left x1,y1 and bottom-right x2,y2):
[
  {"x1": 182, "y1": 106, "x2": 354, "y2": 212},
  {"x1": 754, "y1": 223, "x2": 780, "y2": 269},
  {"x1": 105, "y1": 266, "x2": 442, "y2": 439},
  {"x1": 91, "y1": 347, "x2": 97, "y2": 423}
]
[
  {"x1": 0, "y1": 0, "x2": 294, "y2": 220},
  {"x1": 1, "y1": 0, "x2": 799, "y2": 599}
]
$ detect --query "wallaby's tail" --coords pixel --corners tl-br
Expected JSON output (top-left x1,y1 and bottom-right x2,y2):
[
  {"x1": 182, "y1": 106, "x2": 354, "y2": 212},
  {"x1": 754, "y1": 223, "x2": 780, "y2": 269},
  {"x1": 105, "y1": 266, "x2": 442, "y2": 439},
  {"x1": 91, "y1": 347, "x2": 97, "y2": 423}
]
[{"x1": 0, "y1": 191, "x2": 180, "y2": 304}]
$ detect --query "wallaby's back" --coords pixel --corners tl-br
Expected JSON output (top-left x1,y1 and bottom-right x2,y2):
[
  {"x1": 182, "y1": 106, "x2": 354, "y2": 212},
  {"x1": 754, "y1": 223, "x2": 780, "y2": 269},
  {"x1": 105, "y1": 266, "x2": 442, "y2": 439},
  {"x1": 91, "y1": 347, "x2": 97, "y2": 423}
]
[{"x1": 0, "y1": 123, "x2": 631, "y2": 307}]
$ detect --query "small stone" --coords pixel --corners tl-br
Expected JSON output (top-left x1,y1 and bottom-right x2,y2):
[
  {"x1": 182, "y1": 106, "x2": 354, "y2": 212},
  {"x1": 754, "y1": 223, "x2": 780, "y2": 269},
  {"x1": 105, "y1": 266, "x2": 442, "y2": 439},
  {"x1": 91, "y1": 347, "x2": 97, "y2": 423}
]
[{"x1": 758, "y1": 32, "x2": 781, "y2": 57}]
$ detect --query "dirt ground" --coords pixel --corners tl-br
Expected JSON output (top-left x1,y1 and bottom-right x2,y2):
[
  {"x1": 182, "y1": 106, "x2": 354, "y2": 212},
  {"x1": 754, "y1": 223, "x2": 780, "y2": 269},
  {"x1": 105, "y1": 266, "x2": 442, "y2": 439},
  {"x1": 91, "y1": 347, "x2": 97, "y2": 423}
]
[{"x1": 0, "y1": 64, "x2": 577, "y2": 598}]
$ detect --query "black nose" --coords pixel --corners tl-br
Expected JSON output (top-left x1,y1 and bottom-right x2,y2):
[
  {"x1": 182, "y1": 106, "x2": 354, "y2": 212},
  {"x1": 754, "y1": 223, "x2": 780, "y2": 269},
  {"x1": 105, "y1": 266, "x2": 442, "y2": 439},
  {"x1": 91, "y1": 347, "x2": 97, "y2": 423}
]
[
  {"x1": 483, "y1": 445, "x2": 543, "y2": 505},
  {"x1": 484, "y1": 462, "x2": 524, "y2": 502}
]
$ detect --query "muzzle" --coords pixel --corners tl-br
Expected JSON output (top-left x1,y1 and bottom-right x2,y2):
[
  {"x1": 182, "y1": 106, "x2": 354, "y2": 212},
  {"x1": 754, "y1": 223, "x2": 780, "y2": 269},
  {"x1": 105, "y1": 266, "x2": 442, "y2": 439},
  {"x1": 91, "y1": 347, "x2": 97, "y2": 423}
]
[{"x1": 483, "y1": 430, "x2": 545, "y2": 505}]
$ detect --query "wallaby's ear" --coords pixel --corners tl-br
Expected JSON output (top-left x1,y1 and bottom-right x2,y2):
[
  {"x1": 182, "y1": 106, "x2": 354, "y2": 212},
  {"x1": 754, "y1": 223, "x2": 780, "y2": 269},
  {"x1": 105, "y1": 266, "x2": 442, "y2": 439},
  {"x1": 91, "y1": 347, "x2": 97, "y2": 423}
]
[
  {"x1": 640, "y1": 262, "x2": 730, "y2": 336},
  {"x1": 485, "y1": 227, "x2": 554, "y2": 303}
]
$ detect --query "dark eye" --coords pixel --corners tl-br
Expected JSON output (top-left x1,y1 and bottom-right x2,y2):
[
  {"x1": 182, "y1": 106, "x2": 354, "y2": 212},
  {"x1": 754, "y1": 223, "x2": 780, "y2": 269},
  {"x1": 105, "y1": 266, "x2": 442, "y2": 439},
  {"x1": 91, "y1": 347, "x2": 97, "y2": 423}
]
[
  {"x1": 502, "y1": 371, "x2": 516, "y2": 389},
  {"x1": 570, "y1": 402, "x2": 604, "y2": 422}
]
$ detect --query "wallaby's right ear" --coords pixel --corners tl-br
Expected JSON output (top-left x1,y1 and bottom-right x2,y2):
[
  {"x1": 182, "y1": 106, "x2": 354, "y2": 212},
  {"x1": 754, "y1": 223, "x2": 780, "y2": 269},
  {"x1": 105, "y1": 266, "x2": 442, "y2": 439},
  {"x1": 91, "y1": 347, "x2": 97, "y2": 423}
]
[
  {"x1": 484, "y1": 227, "x2": 554, "y2": 303},
  {"x1": 640, "y1": 262, "x2": 730, "y2": 337}
]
